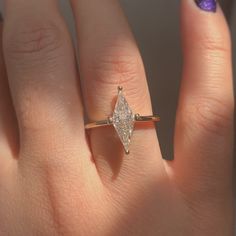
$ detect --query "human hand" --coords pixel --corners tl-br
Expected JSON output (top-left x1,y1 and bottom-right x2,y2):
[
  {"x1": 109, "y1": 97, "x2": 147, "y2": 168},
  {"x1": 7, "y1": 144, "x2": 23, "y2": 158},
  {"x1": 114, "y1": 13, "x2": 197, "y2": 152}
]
[{"x1": 0, "y1": 0, "x2": 234, "y2": 235}]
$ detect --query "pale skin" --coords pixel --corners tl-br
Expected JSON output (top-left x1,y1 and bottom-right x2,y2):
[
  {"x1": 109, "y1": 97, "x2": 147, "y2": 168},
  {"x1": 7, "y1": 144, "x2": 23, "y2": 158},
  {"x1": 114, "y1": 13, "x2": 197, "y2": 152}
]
[{"x1": 0, "y1": 0, "x2": 234, "y2": 235}]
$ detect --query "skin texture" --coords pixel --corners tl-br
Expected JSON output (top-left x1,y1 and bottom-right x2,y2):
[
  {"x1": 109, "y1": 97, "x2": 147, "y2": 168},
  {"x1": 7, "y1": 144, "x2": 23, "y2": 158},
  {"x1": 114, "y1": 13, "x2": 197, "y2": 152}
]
[{"x1": 0, "y1": 0, "x2": 234, "y2": 235}]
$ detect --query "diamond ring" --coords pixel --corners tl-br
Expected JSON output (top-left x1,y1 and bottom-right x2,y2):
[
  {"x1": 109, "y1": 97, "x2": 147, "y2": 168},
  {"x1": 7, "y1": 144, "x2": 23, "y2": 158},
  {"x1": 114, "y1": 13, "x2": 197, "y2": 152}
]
[{"x1": 85, "y1": 86, "x2": 160, "y2": 154}]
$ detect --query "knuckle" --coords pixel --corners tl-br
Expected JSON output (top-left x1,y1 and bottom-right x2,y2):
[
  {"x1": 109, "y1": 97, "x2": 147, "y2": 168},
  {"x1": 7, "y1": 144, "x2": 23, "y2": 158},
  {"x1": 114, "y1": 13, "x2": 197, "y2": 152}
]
[
  {"x1": 17, "y1": 88, "x2": 65, "y2": 132},
  {"x1": 4, "y1": 21, "x2": 64, "y2": 68},
  {"x1": 86, "y1": 41, "x2": 144, "y2": 86},
  {"x1": 83, "y1": 40, "x2": 150, "y2": 113},
  {"x1": 196, "y1": 28, "x2": 231, "y2": 55},
  {"x1": 200, "y1": 37, "x2": 230, "y2": 55},
  {"x1": 183, "y1": 96, "x2": 234, "y2": 137}
]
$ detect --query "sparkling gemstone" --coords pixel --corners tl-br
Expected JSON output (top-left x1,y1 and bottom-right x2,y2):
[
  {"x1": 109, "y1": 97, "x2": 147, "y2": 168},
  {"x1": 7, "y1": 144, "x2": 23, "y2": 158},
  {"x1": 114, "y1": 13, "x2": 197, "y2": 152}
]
[{"x1": 112, "y1": 89, "x2": 134, "y2": 153}]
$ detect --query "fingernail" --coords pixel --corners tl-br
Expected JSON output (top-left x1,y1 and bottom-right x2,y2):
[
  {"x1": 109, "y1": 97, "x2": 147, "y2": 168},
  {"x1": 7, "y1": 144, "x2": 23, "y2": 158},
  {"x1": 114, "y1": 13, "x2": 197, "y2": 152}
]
[{"x1": 195, "y1": 0, "x2": 217, "y2": 12}]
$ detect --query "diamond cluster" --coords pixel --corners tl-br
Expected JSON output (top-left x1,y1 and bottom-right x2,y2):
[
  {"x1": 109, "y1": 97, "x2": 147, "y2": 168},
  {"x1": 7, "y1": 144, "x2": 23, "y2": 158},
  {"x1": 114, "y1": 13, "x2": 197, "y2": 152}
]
[{"x1": 112, "y1": 87, "x2": 134, "y2": 154}]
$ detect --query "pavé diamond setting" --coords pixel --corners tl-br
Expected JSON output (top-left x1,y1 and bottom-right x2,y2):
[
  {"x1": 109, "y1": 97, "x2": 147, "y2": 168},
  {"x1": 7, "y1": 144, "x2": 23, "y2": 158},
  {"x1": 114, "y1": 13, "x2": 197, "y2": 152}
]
[
  {"x1": 85, "y1": 86, "x2": 160, "y2": 154},
  {"x1": 112, "y1": 86, "x2": 134, "y2": 154}
]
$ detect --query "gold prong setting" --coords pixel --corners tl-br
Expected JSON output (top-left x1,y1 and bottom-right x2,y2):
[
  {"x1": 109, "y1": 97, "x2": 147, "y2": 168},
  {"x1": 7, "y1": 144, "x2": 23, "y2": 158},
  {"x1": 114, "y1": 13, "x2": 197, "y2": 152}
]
[
  {"x1": 134, "y1": 113, "x2": 141, "y2": 121},
  {"x1": 118, "y1": 86, "x2": 123, "y2": 92},
  {"x1": 85, "y1": 86, "x2": 160, "y2": 155},
  {"x1": 108, "y1": 116, "x2": 113, "y2": 124}
]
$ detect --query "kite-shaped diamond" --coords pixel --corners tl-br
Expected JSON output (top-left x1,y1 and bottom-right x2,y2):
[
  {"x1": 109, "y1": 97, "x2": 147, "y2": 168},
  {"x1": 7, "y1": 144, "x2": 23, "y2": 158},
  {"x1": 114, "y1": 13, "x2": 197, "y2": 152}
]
[{"x1": 112, "y1": 87, "x2": 134, "y2": 154}]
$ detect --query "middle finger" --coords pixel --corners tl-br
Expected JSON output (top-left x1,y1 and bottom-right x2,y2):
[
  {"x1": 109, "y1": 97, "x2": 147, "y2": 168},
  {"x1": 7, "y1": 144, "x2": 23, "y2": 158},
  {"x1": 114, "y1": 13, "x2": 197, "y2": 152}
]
[{"x1": 3, "y1": 0, "x2": 92, "y2": 172}]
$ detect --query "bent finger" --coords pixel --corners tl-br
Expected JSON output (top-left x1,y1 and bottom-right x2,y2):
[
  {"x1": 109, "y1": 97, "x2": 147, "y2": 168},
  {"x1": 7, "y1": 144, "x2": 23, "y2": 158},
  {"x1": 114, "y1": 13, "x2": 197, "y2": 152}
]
[{"x1": 170, "y1": 0, "x2": 234, "y2": 207}]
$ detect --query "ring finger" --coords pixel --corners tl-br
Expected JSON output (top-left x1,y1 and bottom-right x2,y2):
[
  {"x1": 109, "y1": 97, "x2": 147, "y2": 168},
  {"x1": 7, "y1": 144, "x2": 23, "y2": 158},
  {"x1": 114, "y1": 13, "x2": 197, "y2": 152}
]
[{"x1": 70, "y1": 0, "x2": 166, "y2": 185}]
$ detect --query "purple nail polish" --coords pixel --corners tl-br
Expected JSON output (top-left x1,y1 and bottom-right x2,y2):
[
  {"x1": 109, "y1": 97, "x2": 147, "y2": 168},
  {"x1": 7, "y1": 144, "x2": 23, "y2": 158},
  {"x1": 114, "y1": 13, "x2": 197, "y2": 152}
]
[{"x1": 195, "y1": 0, "x2": 217, "y2": 12}]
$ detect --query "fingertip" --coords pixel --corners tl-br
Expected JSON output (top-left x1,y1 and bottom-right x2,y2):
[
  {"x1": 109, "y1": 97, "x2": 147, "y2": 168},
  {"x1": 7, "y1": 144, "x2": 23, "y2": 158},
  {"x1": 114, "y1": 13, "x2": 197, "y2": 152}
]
[{"x1": 181, "y1": 0, "x2": 231, "y2": 55}]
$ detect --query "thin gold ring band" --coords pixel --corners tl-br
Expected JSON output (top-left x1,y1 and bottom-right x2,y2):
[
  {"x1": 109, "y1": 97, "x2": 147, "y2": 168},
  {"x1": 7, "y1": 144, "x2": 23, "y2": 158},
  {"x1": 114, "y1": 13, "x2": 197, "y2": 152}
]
[
  {"x1": 85, "y1": 115, "x2": 160, "y2": 129},
  {"x1": 84, "y1": 86, "x2": 160, "y2": 154}
]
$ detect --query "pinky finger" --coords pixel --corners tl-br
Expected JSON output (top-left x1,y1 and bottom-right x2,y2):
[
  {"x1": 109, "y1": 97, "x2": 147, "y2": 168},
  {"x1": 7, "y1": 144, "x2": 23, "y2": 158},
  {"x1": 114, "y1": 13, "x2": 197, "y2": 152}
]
[{"x1": 169, "y1": 0, "x2": 234, "y2": 212}]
